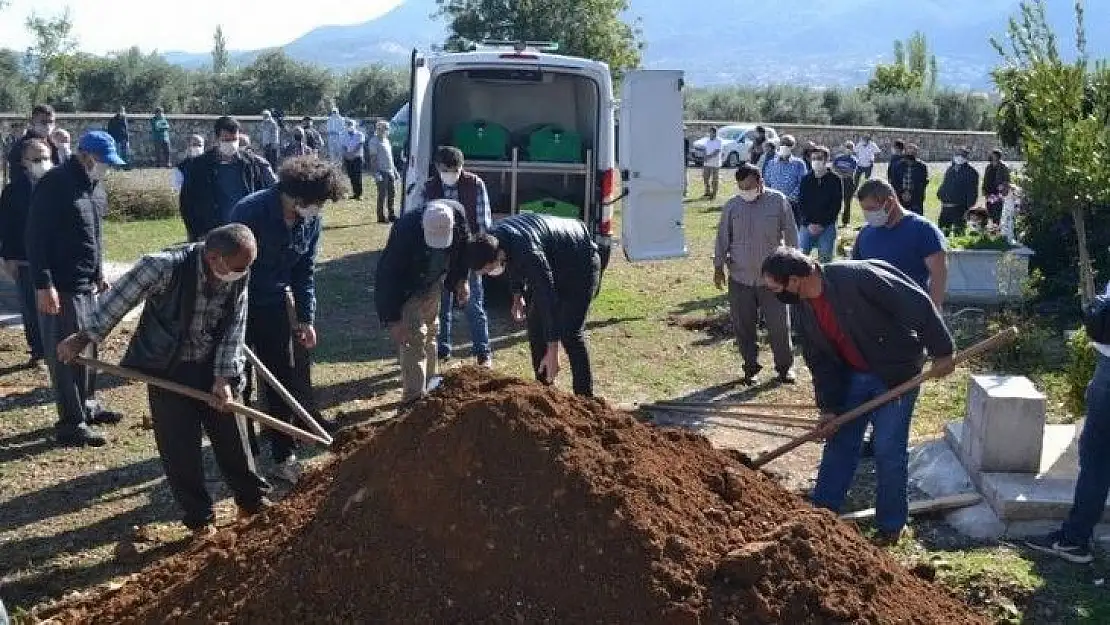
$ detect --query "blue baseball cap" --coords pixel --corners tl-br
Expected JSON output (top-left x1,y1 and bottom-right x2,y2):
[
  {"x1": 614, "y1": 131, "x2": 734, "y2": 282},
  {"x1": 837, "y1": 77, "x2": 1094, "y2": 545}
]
[{"x1": 78, "y1": 130, "x2": 125, "y2": 166}]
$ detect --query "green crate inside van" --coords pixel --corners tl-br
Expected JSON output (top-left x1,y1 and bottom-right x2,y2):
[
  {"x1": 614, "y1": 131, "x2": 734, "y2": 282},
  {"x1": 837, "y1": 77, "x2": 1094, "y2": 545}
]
[
  {"x1": 519, "y1": 197, "x2": 582, "y2": 220},
  {"x1": 526, "y1": 125, "x2": 583, "y2": 163},
  {"x1": 451, "y1": 120, "x2": 511, "y2": 160}
]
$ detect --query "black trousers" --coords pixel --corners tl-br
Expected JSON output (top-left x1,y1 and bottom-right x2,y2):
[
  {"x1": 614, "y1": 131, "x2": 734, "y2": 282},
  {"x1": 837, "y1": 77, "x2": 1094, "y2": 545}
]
[
  {"x1": 40, "y1": 290, "x2": 98, "y2": 433},
  {"x1": 148, "y1": 360, "x2": 269, "y2": 529},
  {"x1": 938, "y1": 204, "x2": 969, "y2": 234},
  {"x1": 345, "y1": 158, "x2": 364, "y2": 199},
  {"x1": 245, "y1": 301, "x2": 301, "y2": 463},
  {"x1": 15, "y1": 264, "x2": 43, "y2": 359},
  {"x1": 840, "y1": 174, "x2": 858, "y2": 226},
  {"x1": 526, "y1": 253, "x2": 600, "y2": 397}
]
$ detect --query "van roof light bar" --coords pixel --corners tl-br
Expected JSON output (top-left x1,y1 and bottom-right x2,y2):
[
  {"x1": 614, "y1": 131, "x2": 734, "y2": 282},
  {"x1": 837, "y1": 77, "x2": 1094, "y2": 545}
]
[{"x1": 479, "y1": 40, "x2": 560, "y2": 53}]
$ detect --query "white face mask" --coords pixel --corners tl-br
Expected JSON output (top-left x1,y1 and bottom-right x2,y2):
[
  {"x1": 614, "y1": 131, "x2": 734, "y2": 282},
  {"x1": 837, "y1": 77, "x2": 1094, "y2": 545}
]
[
  {"x1": 737, "y1": 189, "x2": 760, "y2": 202},
  {"x1": 27, "y1": 161, "x2": 52, "y2": 180},
  {"x1": 186, "y1": 146, "x2": 204, "y2": 158},
  {"x1": 439, "y1": 171, "x2": 460, "y2": 186},
  {"x1": 953, "y1": 156, "x2": 968, "y2": 166},
  {"x1": 89, "y1": 162, "x2": 109, "y2": 181},
  {"x1": 777, "y1": 146, "x2": 793, "y2": 158},
  {"x1": 864, "y1": 208, "x2": 889, "y2": 227},
  {"x1": 812, "y1": 160, "x2": 828, "y2": 175},
  {"x1": 486, "y1": 262, "x2": 505, "y2": 277},
  {"x1": 57, "y1": 145, "x2": 71, "y2": 161},
  {"x1": 218, "y1": 269, "x2": 247, "y2": 282},
  {"x1": 296, "y1": 204, "x2": 322, "y2": 219},
  {"x1": 218, "y1": 140, "x2": 239, "y2": 157}
]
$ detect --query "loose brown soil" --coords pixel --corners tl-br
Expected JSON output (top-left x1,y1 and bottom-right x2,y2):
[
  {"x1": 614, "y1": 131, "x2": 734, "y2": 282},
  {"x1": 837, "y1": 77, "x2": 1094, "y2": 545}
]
[{"x1": 47, "y1": 368, "x2": 985, "y2": 624}]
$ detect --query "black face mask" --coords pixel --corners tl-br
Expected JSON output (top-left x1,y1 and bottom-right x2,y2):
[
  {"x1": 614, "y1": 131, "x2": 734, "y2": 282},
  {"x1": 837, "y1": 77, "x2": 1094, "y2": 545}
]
[{"x1": 775, "y1": 289, "x2": 801, "y2": 306}]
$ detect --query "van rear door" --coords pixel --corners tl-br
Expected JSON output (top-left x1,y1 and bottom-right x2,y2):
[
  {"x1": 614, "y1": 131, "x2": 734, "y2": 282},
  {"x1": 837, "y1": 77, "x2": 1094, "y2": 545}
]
[
  {"x1": 618, "y1": 70, "x2": 686, "y2": 262},
  {"x1": 402, "y1": 50, "x2": 431, "y2": 214}
]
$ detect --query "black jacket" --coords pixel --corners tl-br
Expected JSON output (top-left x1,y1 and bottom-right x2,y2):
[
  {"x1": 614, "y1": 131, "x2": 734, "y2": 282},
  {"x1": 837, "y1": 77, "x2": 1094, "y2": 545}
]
[
  {"x1": 490, "y1": 213, "x2": 600, "y2": 342},
  {"x1": 937, "y1": 163, "x2": 980, "y2": 208},
  {"x1": 798, "y1": 172, "x2": 843, "y2": 227},
  {"x1": 106, "y1": 114, "x2": 129, "y2": 145},
  {"x1": 0, "y1": 176, "x2": 33, "y2": 260},
  {"x1": 374, "y1": 205, "x2": 469, "y2": 326},
  {"x1": 26, "y1": 157, "x2": 105, "y2": 293},
  {"x1": 178, "y1": 148, "x2": 275, "y2": 241},
  {"x1": 983, "y1": 162, "x2": 1011, "y2": 197},
  {"x1": 889, "y1": 158, "x2": 929, "y2": 209},
  {"x1": 795, "y1": 260, "x2": 954, "y2": 414}
]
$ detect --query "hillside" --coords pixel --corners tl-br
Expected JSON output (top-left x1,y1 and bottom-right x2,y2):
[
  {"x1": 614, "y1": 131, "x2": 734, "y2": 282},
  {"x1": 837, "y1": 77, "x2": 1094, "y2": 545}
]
[{"x1": 162, "y1": 0, "x2": 1110, "y2": 89}]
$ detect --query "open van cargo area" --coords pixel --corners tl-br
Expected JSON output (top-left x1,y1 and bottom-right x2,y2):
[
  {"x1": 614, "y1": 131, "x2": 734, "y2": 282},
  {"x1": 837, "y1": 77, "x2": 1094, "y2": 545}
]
[{"x1": 432, "y1": 69, "x2": 600, "y2": 220}]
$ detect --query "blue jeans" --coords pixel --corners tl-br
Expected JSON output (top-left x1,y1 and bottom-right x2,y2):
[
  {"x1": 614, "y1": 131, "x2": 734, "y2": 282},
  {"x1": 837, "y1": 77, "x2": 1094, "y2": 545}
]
[
  {"x1": 1061, "y1": 353, "x2": 1110, "y2": 545},
  {"x1": 812, "y1": 371, "x2": 919, "y2": 534},
  {"x1": 798, "y1": 223, "x2": 837, "y2": 263},
  {"x1": 438, "y1": 271, "x2": 490, "y2": 360}
]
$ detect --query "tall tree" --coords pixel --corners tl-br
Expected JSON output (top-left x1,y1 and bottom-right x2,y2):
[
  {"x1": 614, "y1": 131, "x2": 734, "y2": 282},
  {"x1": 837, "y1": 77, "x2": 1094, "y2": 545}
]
[
  {"x1": 868, "y1": 31, "x2": 938, "y2": 95},
  {"x1": 434, "y1": 0, "x2": 642, "y2": 76},
  {"x1": 212, "y1": 25, "x2": 229, "y2": 74},
  {"x1": 23, "y1": 8, "x2": 78, "y2": 103},
  {"x1": 992, "y1": 0, "x2": 1110, "y2": 305}
]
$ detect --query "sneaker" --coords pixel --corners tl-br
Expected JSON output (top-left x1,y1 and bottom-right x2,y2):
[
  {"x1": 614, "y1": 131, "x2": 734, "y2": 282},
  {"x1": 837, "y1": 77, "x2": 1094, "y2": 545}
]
[
  {"x1": 57, "y1": 426, "x2": 107, "y2": 448},
  {"x1": 27, "y1": 356, "x2": 45, "y2": 370},
  {"x1": 1025, "y1": 531, "x2": 1094, "y2": 564},
  {"x1": 777, "y1": 370, "x2": 797, "y2": 384},
  {"x1": 88, "y1": 410, "x2": 124, "y2": 426},
  {"x1": 477, "y1": 355, "x2": 493, "y2": 368},
  {"x1": 272, "y1": 456, "x2": 302, "y2": 485},
  {"x1": 741, "y1": 366, "x2": 763, "y2": 386}
]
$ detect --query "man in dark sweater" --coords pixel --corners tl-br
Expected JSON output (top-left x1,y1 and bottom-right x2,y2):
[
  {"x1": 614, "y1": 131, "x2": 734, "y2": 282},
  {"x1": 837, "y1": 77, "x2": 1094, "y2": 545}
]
[
  {"x1": 0, "y1": 131, "x2": 51, "y2": 367},
  {"x1": 106, "y1": 106, "x2": 130, "y2": 166},
  {"x1": 179, "y1": 116, "x2": 276, "y2": 241},
  {"x1": 27, "y1": 131, "x2": 126, "y2": 447},
  {"x1": 936, "y1": 146, "x2": 980, "y2": 235},
  {"x1": 469, "y1": 213, "x2": 602, "y2": 396},
  {"x1": 889, "y1": 143, "x2": 929, "y2": 215},
  {"x1": 797, "y1": 146, "x2": 843, "y2": 262},
  {"x1": 983, "y1": 149, "x2": 1011, "y2": 224},
  {"x1": 375, "y1": 200, "x2": 470, "y2": 403},
  {"x1": 56, "y1": 224, "x2": 272, "y2": 536},
  {"x1": 761, "y1": 247, "x2": 955, "y2": 543}
]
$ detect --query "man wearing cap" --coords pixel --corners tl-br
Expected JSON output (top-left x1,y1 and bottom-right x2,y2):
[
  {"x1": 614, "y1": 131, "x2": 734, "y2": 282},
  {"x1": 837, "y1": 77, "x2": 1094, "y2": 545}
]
[
  {"x1": 27, "y1": 130, "x2": 126, "y2": 447},
  {"x1": 468, "y1": 213, "x2": 602, "y2": 396},
  {"x1": 375, "y1": 200, "x2": 470, "y2": 403}
]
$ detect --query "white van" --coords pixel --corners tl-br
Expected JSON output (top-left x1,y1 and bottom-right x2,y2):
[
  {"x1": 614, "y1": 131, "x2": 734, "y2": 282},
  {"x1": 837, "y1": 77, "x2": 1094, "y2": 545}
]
[{"x1": 401, "y1": 43, "x2": 687, "y2": 265}]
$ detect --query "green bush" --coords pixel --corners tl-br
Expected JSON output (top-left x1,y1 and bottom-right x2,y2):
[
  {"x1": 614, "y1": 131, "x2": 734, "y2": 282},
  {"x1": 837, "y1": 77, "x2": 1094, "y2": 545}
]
[
  {"x1": 823, "y1": 88, "x2": 880, "y2": 126},
  {"x1": 1066, "y1": 327, "x2": 1097, "y2": 418},
  {"x1": 872, "y1": 92, "x2": 939, "y2": 128},
  {"x1": 102, "y1": 170, "x2": 178, "y2": 221},
  {"x1": 933, "y1": 89, "x2": 995, "y2": 131}
]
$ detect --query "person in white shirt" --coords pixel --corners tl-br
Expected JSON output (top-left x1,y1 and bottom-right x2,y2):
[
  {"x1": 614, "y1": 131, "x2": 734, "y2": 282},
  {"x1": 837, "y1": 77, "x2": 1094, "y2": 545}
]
[
  {"x1": 342, "y1": 118, "x2": 366, "y2": 201},
  {"x1": 326, "y1": 107, "x2": 345, "y2": 162},
  {"x1": 853, "y1": 135, "x2": 882, "y2": 186},
  {"x1": 702, "y1": 127, "x2": 723, "y2": 199}
]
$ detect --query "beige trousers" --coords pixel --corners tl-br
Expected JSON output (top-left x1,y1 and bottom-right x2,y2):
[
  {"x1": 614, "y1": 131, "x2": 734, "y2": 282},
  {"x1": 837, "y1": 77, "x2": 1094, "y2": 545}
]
[{"x1": 399, "y1": 285, "x2": 442, "y2": 402}]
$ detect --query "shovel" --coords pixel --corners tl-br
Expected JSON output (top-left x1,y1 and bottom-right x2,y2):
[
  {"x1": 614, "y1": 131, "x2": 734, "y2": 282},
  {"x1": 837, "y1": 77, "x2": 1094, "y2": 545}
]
[
  {"x1": 75, "y1": 356, "x2": 331, "y2": 447},
  {"x1": 741, "y1": 327, "x2": 1018, "y2": 470}
]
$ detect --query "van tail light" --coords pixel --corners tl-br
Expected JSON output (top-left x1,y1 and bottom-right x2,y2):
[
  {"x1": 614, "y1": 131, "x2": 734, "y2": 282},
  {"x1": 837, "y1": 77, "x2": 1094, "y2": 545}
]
[{"x1": 599, "y1": 168, "x2": 618, "y2": 236}]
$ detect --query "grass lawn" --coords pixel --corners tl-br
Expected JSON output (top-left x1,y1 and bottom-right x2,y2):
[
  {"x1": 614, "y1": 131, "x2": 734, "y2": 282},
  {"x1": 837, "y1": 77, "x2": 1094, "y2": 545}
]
[{"x1": 0, "y1": 165, "x2": 1102, "y2": 623}]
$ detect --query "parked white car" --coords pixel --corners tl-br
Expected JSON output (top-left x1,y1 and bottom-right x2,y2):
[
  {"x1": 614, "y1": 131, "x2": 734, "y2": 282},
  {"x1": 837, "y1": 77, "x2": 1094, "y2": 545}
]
[{"x1": 689, "y1": 124, "x2": 778, "y2": 167}]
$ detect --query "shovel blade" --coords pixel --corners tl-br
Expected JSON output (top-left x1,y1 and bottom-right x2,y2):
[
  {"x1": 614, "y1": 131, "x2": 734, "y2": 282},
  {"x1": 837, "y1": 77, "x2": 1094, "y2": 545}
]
[{"x1": 426, "y1": 376, "x2": 444, "y2": 392}]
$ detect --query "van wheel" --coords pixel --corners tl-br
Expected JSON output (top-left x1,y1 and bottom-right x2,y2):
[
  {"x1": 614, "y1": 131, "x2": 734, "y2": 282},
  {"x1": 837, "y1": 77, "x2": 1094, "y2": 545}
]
[{"x1": 725, "y1": 152, "x2": 740, "y2": 168}]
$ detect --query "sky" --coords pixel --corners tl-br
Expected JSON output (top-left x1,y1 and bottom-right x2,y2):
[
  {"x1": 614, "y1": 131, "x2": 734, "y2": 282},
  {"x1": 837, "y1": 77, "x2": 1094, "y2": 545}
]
[{"x1": 0, "y1": 0, "x2": 403, "y2": 54}]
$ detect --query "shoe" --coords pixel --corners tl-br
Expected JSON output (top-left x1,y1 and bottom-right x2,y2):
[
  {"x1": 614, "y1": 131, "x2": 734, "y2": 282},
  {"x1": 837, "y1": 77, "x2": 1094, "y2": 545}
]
[
  {"x1": 189, "y1": 524, "x2": 216, "y2": 540},
  {"x1": 873, "y1": 528, "x2": 906, "y2": 547},
  {"x1": 1025, "y1": 531, "x2": 1094, "y2": 564},
  {"x1": 89, "y1": 410, "x2": 124, "y2": 426},
  {"x1": 237, "y1": 498, "x2": 274, "y2": 521},
  {"x1": 388, "y1": 214, "x2": 397, "y2": 223},
  {"x1": 376, "y1": 216, "x2": 388, "y2": 224},
  {"x1": 777, "y1": 370, "x2": 797, "y2": 384},
  {"x1": 272, "y1": 456, "x2": 302, "y2": 485},
  {"x1": 477, "y1": 355, "x2": 493, "y2": 368},
  {"x1": 57, "y1": 426, "x2": 107, "y2": 447},
  {"x1": 740, "y1": 366, "x2": 763, "y2": 386}
]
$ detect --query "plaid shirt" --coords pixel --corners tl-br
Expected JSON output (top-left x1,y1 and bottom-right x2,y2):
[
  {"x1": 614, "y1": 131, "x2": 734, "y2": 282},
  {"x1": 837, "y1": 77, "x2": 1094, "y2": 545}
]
[
  {"x1": 85, "y1": 247, "x2": 249, "y2": 378},
  {"x1": 440, "y1": 177, "x2": 492, "y2": 233}
]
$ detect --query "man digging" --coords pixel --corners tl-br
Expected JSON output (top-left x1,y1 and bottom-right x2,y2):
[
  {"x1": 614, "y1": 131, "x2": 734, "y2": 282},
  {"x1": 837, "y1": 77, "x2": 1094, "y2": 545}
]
[
  {"x1": 760, "y1": 247, "x2": 955, "y2": 544},
  {"x1": 56, "y1": 224, "x2": 272, "y2": 537}
]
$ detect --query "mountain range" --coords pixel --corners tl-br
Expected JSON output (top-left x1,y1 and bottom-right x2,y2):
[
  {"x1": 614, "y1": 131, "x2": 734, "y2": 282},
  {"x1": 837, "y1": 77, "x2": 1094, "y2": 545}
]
[{"x1": 162, "y1": 0, "x2": 1110, "y2": 90}]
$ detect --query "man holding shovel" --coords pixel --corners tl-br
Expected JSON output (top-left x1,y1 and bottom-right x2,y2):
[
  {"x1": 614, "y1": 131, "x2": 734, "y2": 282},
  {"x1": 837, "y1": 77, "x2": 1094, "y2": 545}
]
[
  {"x1": 761, "y1": 247, "x2": 955, "y2": 544},
  {"x1": 56, "y1": 224, "x2": 271, "y2": 537}
]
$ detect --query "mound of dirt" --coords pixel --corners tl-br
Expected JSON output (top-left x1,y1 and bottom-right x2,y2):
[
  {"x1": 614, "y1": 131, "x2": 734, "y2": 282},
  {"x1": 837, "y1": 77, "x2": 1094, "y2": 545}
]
[{"x1": 50, "y1": 368, "x2": 985, "y2": 624}]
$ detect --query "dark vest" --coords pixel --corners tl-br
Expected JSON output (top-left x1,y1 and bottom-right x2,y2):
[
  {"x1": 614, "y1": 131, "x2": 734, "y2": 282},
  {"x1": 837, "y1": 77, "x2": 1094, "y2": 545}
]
[
  {"x1": 424, "y1": 171, "x2": 481, "y2": 230},
  {"x1": 119, "y1": 244, "x2": 234, "y2": 375}
]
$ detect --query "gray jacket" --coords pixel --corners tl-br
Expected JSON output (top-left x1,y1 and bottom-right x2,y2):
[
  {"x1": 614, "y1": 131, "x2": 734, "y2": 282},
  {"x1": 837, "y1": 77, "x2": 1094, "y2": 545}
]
[
  {"x1": 795, "y1": 260, "x2": 954, "y2": 413},
  {"x1": 714, "y1": 188, "x2": 798, "y2": 287}
]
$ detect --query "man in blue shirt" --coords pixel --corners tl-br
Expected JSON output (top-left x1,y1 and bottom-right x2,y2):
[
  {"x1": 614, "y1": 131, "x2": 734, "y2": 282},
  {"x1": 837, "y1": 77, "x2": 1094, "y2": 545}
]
[
  {"x1": 230, "y1": 155, "x2": 343, "y2": 484},
  {"x1": 763, "y1": 134, "x2": 809, "y2": 224},
  {"x1": 852, "y1": 179, "x2": 948, "y2": 309}
]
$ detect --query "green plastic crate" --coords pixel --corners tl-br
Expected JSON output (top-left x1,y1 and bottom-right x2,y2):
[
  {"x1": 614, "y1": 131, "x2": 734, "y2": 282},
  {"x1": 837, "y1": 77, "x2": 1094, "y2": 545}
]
[
  {"x1": 519, "y1": 197, "x2": 581, "y2": 220},
  {"x1": 451, "y1": 120, "x2": 510, "y2": 160},
  {"x1": 526, "y1": 125, "x2": 583, "y2": 163}
]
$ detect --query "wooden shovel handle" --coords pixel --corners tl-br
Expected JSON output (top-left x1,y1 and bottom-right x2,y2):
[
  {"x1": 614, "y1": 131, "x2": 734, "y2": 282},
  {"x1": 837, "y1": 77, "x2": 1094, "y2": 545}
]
[
  {"x1": 243, "y1": 346, "x2": 333, "y2": 444},
  {"x1": 750, "y1": 327, "x2": 1018, "y2": 469},
  {"x1": 74, "y1": 356, "x2": 331, "y2": 447}
]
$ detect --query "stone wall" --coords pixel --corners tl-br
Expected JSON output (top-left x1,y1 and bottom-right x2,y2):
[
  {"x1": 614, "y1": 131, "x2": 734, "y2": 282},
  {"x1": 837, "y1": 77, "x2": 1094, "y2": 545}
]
[{"x1": 0, "y1": 113, "x2": 1013, "y2": 166}]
